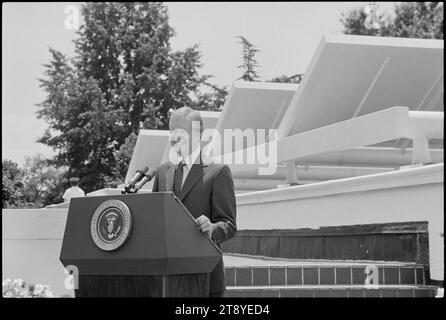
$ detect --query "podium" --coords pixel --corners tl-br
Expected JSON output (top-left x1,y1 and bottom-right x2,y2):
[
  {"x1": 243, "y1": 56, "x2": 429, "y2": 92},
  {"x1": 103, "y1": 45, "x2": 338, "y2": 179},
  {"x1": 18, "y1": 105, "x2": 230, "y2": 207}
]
[{"x1": 59, "y1": 192, "x2": 222, "y2": 297}]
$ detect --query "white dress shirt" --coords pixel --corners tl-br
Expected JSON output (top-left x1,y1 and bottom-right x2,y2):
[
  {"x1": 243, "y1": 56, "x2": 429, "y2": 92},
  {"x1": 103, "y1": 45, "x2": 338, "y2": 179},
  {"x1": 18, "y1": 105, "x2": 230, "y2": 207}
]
[
  {"x1": 177, "y1": 147, "x2": 201, "y2": 187},
  {"x1": 63, "y1": 186, "x2": 85, "y2": 202}
]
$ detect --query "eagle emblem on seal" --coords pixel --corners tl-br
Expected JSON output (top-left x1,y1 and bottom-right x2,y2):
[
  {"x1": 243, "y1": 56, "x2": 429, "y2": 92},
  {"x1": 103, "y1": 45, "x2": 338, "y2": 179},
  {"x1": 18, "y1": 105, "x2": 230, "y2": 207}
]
[{"x1": 91, "y1": 200, "x2": 132, "y2": 251}]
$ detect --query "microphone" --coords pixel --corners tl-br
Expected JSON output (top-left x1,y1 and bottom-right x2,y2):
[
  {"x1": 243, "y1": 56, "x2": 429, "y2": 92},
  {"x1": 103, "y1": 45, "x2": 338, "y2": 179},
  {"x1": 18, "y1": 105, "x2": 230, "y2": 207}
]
[
  {"x1": 133, "y1": 168, "x2": 157, "y2": 192},
  {"x1": 122, "y1": 166, "x2": 149, "y2": 194}
]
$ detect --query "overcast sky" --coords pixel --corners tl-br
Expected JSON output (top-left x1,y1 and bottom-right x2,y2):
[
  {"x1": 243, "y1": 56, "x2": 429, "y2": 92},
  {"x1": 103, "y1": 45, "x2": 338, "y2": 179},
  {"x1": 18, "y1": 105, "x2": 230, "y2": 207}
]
[{"x1": 2, "y1": 2, "x2": 397, "y2": 165}]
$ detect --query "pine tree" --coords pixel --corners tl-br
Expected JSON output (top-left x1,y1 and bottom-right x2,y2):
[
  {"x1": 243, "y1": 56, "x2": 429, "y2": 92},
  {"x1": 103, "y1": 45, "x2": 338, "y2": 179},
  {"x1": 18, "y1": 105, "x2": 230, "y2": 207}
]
[{"x1": 236, "y1": 36, "x2": 260, "y2": 81}]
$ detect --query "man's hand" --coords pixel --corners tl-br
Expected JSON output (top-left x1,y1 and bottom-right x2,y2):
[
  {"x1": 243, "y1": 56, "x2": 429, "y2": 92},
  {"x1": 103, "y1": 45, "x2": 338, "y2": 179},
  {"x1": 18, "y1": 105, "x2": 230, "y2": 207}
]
[{"x1": 196, "y1": 215, "x2": 214, "y2": 238}]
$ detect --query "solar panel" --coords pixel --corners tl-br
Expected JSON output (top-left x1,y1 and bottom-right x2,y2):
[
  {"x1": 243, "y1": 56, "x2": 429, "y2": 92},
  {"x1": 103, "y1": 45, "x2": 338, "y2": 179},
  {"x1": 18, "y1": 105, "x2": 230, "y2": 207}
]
[
  {"x1": 278, "y1": 34, "x2": 444, "y2": 137},
  {"x1": 216, "y1": 81, "x2": 298, "y2": 132},
  {"x1": 212, "y1": 81, "x2": 298, "y2": 154}
]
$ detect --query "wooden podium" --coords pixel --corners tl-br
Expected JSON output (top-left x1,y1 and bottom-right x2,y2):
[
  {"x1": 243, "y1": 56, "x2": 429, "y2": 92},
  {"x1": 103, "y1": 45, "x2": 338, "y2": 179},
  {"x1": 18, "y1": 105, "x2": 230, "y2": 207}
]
[{"x1": 59, "y1": 192, "x2": 222, "y2": 297}]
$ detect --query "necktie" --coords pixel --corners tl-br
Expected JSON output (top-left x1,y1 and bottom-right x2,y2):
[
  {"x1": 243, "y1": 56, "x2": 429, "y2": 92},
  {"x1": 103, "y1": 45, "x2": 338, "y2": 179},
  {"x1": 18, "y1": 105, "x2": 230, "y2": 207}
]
[{"x1": 173, "y1": 161, "x2": 185, "y2": 197}]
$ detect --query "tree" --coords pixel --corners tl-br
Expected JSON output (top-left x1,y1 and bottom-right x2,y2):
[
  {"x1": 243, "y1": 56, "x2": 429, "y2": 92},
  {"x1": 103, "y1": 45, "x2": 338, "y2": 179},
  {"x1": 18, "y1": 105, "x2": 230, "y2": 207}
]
[
  {"x1": 2, "y1": 156, "x2": 66, "y2": 208},
  {"x1": 237, "y1": 36, "x2": 261, "y2": 81},
  {"x1": 193, "y1": 82, "x2": 229, "y2": 112},
  {"x1": 37, "y1": 2, "x2": 214, "y2": 193},
  {"x1": 41, "y1": 179, "x2": 68, "y2": 207},
  {"x1": 268, "y1": 74, "x2": 304, "y2": 84},
  {"x1": 21, "y1": 154, "x2": 67, "y2": 208},
  {"x1": 2, "y1": 159, "x2": 26, "y2": 208},
  {"x1": 236, "y1": 36, "x2": 304, "y2": 85},
  {"x1": 340, "y1": 2, "x2": 443, "y2": 39}
]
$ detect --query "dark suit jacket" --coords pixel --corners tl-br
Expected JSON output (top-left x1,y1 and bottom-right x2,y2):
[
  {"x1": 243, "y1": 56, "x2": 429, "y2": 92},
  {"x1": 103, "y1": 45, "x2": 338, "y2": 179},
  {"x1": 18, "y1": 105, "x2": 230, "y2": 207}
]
[{"x1": 152, "y1": 153, "x2": 237, "y2": 296}]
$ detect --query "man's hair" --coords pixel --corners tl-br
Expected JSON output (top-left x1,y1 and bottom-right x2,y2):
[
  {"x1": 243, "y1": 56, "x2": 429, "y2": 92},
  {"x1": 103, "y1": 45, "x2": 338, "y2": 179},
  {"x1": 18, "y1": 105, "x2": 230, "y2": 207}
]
[{"x1": 169, "y1": 107, "x2": 204, "y2": 136}]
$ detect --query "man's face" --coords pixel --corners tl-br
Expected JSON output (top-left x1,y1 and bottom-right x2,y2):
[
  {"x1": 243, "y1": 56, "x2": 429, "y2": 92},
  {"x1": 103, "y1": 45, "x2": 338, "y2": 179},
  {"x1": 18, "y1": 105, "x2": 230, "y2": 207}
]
[
  {"x1": 169, "y1": 118, "x2": 201, "y2": 158},
  {"x1": 169, "y1": 127, "x2": 191, "y2": 158}
]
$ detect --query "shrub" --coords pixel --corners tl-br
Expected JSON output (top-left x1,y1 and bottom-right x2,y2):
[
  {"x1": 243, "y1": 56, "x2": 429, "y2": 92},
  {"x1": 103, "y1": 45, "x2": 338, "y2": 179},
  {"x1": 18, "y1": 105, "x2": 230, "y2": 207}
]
[{"x1": 2, "y1": 278, "x2": 53, "y2": 298}]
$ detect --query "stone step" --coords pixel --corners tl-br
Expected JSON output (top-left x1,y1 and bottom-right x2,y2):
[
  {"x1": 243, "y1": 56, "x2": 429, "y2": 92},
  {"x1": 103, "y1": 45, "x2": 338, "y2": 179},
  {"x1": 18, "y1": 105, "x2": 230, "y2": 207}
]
[
  {"x1": 223, "y1": 254, "x2": 426, "y2": 287},
  {"x1": 226, "y1": 285, "x2": 438, "y2": 298}
]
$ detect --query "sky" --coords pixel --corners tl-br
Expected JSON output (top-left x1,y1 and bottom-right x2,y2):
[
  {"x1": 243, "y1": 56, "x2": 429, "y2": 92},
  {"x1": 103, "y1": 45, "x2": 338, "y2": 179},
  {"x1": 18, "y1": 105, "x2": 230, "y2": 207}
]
[{"x1": 2, "y1": 2, "x2": 397, "y2": 166}]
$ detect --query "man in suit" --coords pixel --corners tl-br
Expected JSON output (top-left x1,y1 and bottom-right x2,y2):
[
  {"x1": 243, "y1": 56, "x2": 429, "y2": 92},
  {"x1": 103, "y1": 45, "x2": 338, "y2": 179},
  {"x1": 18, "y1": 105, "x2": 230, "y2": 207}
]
[{"x1": 152, "y1": 107, "x2": 237, "y2": 297}]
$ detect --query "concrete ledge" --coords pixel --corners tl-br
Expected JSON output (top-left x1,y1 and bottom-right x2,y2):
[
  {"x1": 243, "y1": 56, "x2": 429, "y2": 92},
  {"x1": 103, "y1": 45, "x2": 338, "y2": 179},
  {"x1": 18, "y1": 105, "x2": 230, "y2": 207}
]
[{"x1": 236, "y1": 163, "x2": 443, "y2": 205}]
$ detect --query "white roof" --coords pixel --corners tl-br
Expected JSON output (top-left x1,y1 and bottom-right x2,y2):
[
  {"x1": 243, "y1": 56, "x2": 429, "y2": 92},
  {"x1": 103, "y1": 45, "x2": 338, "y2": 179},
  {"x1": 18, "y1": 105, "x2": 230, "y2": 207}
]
[
  {"x1": 215, "y1": 81, "x2": 298, "y2": 132},
  {"x1": 207, "y1": 81, "x2": 297, "y2": 154},
  {"x1": 278, "y1": 34, "x2": 443, "y2": 137}
]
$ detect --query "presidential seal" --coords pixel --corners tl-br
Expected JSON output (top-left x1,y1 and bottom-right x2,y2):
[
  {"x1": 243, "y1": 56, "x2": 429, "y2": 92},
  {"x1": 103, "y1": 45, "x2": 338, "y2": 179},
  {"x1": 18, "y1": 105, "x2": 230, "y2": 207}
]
[{"x1": 90, "y1": 200, "x2": 132, "y2": 251}]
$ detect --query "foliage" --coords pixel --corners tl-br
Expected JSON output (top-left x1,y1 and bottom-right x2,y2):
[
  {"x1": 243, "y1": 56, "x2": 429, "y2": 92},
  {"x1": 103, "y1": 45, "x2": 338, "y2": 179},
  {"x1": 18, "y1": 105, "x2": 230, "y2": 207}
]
[
  {"x1": 2, "y1": 278, "x2": 53, "y2": 298},
  {"x1": 2, "y1": 160, "x2": 26, "y2": 208},
  {"x1": 37, "y1": 2, "x2": 219, "y2": 193},
  {"x1": 268, "y1": 74, "x2": 304, "y2": 84},
  {"x1": 2, "y1": 157, "x2": 67, "y2": 208},
  {"x1": 193, "y1": 82, "x2": 229, "y2": 111},
  {"x1": 22, "y1": 154, "x2": 67, "y2": 207},
  {"x1": 340, "y1": 2, "x2": 443, "y2": 39},
  {"x1": 236, "y1": 36, "x2": 303, "y2": 85},
  {"x1": 236, "y1": 36, "x2": 261, "y2": 81}
]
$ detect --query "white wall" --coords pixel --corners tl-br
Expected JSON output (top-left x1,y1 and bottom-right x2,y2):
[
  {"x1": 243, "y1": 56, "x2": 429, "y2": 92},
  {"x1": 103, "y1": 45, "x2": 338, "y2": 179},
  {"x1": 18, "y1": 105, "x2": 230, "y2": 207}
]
[{"x1": 2, "y1": 209, "x2": 73, "y2": 297}]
